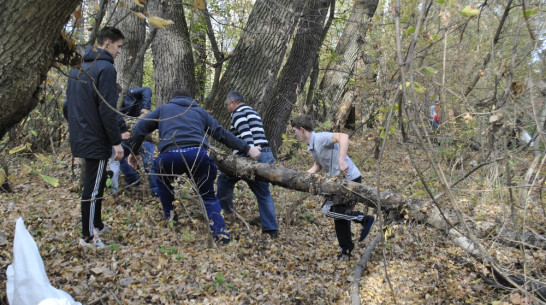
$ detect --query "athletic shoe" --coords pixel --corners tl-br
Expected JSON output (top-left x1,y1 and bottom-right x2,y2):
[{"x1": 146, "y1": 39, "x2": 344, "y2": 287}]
[
  {"x1": 94, "y1": 225, "x2": 110, "y2": 236},
  {"x1": 215, "y1": 231, "x2": 231, "y2": 245},
  {"x1": 79, "y1": 235, "x2": 105, "y2": 249},
  {"x1": 263, "y1": 230, "x2": 279, "y2": 239},
  {"x1": 337, "y1": 249, "x2": 352, "y2": 261},
  {"x1": 358, "y1": 215, "x2": 375, "y2": 242}
]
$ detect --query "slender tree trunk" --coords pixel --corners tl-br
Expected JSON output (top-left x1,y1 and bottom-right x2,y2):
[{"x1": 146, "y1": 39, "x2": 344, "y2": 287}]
[
  {"x1": 0, "y1": 0, "x2": 80, "y2": 139},
  {"x1": 305, "y1": 0, "x2": 335, "y2": 119},
  {"x1": 190, "y1": 12, "x2": 208, "y2": 103},
  {"x1": 149, "y1": 0, "x2": 195, "y2": 106},
  {"x1": 319, "y1": 0, "x2": 379, "y2": 130},
  {"x1": 205, "y1": 0, "x2": 306, "y2": 127},
  {"x1": 112, "y1": 0, "x2": 147, "y2": 93},
  {"x1": 263, "y1": 0, "x2": 331, "y2": 153}
]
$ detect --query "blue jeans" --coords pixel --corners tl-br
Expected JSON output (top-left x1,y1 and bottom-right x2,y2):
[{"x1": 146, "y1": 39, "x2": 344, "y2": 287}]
[
  {"x1": 153, "y1": 147, "x2": 228, "y2": 240},
  {"x1": 120, "y1": 141, "x2": 158, "y2": 194},
  {"x1": 217, "y1": 151, "x2": 278, "y2": 232}
]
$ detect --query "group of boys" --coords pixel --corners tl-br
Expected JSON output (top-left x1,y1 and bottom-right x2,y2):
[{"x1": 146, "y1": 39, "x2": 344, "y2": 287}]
[{"x1": 65, "y1": 27, "x2": 375, "y2": 260}]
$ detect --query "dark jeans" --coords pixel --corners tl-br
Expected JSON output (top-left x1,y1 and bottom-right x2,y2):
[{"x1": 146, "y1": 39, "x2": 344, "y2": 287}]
[
  {"x1": 217, "y1": 151, "x2": 278, "y2": 232},
  {"x1": 120, "y1": 141, "x2": 158, "y2": 193},
  {"x1": 153, "y1": 147, "x2": 228, "y2": 239},
  {"x1": 81, "y1": 158, "x2": 107, "y2": 238}
]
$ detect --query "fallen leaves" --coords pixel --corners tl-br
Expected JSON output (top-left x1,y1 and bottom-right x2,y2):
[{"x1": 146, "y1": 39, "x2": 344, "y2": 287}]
[{"x1": 1, "y1": 146, "x2": 542, "y2": 304}]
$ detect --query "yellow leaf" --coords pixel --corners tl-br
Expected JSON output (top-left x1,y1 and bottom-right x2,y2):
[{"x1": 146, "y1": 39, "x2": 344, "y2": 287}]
[
  {"x1": 133, "y1": 0, "x2": 145, "y2": 8},
  {"x1": 148, "y1": 16, "x2": 174, "y2": 29},
  {"x1": 35, "y1": 153, "x2": 52, "y2": 164},
  {"x1": 459, "y1": 6, "x2": 480, "y2": 18},
  {"x1": 133, "y1": 11, "x2": 147, "y2": 20},
  {"x1": 22, "y1": 163, "x2": 33, "y2": 176},
  {"x1": 192, "y1": 0, "x2": 205, "y2": 12},
  {"x1": 0, "y1": 168, "x2": 5, "y2": 186},
  {"x1": 9, "y1": 144, "x2": 28, "y2": 154},
  {"x1": 39, "y1": 174, "x2": 59, "y2": 187}
]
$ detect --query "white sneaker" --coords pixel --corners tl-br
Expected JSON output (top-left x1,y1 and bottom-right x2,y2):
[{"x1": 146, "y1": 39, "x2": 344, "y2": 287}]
[
  {"x1": 79, "y1": 235, "x2": 105, "y2": 249},
  {"x1": 94, "y1": 225, "x2": 110, "y2": 236}
]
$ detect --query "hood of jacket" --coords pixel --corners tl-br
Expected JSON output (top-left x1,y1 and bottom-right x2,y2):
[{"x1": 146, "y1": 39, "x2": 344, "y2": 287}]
[
  {"x1": 169, "y1": 96, "x2": 199, "y2": 108},
  {"x1": 83, "y1": 45, "x2": 114, "y2": 64}
]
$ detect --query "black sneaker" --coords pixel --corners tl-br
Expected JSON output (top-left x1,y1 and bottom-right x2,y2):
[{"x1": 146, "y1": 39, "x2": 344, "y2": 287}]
[
  {"x1": 263, "y1": 230, "x2": 279, "y2": 239},
  {"x1": 337, "y1": 249, "x2": 352, "y2": 261},
  {"x1": 214, "y1": 231, "x2": 231, "y2": 245},
  {"x1": 358, "y1": 215, "x2": 375, "y2": 242}
]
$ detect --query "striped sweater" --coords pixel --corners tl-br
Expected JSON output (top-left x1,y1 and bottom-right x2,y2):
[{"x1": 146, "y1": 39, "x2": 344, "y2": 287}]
[{"x1": 230, "y1": 104, "x2": 269, "y2": 153}]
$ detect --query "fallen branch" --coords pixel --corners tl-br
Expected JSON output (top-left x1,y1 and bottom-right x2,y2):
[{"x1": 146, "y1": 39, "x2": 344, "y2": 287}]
[{"x1": 209, "y1": 148, "x2": 546, "y2": 300}]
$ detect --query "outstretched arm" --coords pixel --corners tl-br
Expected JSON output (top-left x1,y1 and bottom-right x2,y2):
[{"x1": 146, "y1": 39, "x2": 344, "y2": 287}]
[{"x1": 332, "y1": 133, "x2": 349, "y2": 175}]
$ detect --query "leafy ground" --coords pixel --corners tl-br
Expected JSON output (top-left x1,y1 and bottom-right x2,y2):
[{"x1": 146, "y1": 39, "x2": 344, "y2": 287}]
[{"x1": 0, "y1": 132, "x2": 543, "y2": 304}]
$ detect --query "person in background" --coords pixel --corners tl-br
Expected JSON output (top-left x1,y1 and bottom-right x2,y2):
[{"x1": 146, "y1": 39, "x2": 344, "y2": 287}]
[
  {"x1": 128, "y1": 89, "x2": 261, "y2": 244},
  {"x1": 65, "y1": 27, "x2": 125, "y2": 249},
  {"x1": 291, "y1": 115, "x2": 375, "y2": 260},
  {"x1": 430, "y1": 104, "x2": 440, "y2": 130},
  {"x1": 117, "y1": 86, "x2": 159, "y2": 197},
  {"x1": 217, "y1": 91, "x2": 279, "y2": 238}
]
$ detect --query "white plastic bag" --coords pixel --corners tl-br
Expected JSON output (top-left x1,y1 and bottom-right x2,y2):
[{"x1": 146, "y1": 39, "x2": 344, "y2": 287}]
[
  {"x1": 520, "y1": 130, "x2": 535, "y2": 147},
  {"x1": 6, "y1": 217, "x2": 82, "y2": 305}
]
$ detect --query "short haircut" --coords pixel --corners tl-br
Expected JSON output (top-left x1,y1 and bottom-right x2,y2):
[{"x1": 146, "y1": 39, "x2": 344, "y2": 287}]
[
  {"x1": 96, "y1": 27, "x2": 125, "y2": 46},
  {"x1": 291, "y1": 115, "x2": 314, "y2": 132},
  {"x1": 226, "y1": 91, "x2": 245, "y2": 104},
  {"x1": 172, "y1": 89, "x2": 193, "y2": 99}
]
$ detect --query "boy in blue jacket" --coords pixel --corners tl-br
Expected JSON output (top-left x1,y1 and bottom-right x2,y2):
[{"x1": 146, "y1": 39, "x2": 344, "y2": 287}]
[{"x1": 128, "y1": 90, "x2": 261, "y2": 243}]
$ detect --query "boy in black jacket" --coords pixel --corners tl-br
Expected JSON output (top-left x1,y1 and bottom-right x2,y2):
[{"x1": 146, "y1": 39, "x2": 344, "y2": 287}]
[{"x1": 65, "y1": 27, "x2": 125, "y2": 249}]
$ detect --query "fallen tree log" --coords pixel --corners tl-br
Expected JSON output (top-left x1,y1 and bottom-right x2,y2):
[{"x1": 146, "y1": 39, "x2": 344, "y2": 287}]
[
  {"x1": 209, "y1": 149, "x2": 546, "y2": 250},
  {"x1": 209, "y1": 149, "x2": 546, "y2": 302}
]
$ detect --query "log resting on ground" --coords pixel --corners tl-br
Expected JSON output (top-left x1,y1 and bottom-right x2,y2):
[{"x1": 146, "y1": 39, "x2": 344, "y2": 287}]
[{"x1": 209, "y1": 149, "x2": 546, "y2": 251}]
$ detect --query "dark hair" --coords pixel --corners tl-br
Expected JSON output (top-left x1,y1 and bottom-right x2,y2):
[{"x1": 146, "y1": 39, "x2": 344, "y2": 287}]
[
  {"x1": 97, "y1": 27, "x2": 124, "y2": 46},
  {"x1": 291, "y1": 115, "x2": 314, "y2": 132},
  {"x1": 226, "y1": 90, "x2": 245, "y2": 104},
  {"x1": 172, "y1": 89, "x2": 193, "y2": 99}
]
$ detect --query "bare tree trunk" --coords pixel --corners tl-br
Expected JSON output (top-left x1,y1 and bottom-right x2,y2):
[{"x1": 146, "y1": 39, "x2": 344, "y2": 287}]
[
  {"x1": 112, "y1": 0, "x2": 147, "y2": 93},
  {"x1": 305, "y1": 0, "x2": 335, "y2": 118},
  {"x1": 263, "y1": 0, "x2": 331, "y2": 153},
  {"x1": 205, "y1": 0, "x2": 306, "y2": 127},
  {"x1": 0, "y1": 0, "x2": 80, "y2": 139},
  {"x1": 149, "y1": 0, "x2": 195, "y2": 106},
  {"x1": 320, "y1": 0, "x2": 379, "y2": 130},
  {"x1": 189, "y1": 11, "x2": 208, "y2": 103}
]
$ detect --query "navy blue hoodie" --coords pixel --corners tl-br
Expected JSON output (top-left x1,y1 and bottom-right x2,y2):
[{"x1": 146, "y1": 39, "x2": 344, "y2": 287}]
[
  {"x1": 131, "y1": 96, "x2": 250, "y2": 154},
  {"x1": 66, "y1": 45, "x2": 122, "y2": 159}
]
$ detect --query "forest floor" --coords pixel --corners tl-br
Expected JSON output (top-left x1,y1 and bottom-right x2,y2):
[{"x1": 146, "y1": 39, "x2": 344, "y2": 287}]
[{"x1": 0, "y1": 129, "x2": 544, "y2": 304}]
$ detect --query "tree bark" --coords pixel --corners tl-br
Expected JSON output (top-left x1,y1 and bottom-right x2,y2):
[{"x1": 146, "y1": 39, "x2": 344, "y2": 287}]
[
  {"x1": 319, "y1": 0, "x2": 379, "y2": 130},
  {"x1": 263, "y1": 0, "x2": 331, "y2": 153},
  {"x1": 112, "y1": 0, "x2": 147, "y2": 93},
  {"x1": 189, "y1": 12, "x2": 208, "y2": 103},
  {"x1": 205, "y1": 0, "x2": 306, "y2": 127},
  {"x1": 149, "y1": 0, "x2": 195, "y2": 106},
  {"x1": 0, "y1": 0, "x2": 80, "y2": 139}
]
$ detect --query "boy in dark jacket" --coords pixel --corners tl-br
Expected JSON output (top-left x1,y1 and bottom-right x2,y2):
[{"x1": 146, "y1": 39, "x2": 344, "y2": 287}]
[
  {"x1": 117, "y1": 87, "x2": 158, "y2": 196},
  {"x1": 128, "y1": 89, "x2": 261, "y2": 243},
  {"x1": 65, "y1": 27, "x2": 125, "y2": 249}
]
